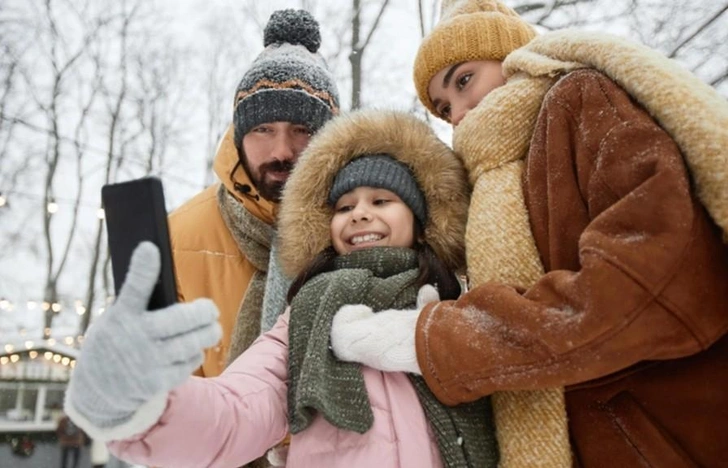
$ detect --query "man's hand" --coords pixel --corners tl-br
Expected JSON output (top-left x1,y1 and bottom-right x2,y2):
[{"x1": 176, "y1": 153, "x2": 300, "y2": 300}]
[
  {"x1": 329, "y1": 285, "x2": 440, "y2": 374},
  {"x1": 65, "y1": 242, "x2": 222, "y2": 440}
]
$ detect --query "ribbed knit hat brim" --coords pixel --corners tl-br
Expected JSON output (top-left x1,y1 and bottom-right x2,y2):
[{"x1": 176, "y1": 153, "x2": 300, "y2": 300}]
[
  {"x1": 233, "y1": 89, "x2": 334, "y2": 148},
  {"x1": 328, "y1": 154, "x2": 428, "y2": 227}
]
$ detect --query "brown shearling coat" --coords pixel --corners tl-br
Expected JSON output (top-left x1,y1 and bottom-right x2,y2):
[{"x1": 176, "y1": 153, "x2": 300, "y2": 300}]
[{"x1": 416, "y1": 70, "x2": 728, "y2": 466}]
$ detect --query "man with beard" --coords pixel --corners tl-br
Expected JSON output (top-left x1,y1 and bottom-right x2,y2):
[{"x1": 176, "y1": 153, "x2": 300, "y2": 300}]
[{"x1": 169, "y1": 9, "x2": 339, "y2": 380}]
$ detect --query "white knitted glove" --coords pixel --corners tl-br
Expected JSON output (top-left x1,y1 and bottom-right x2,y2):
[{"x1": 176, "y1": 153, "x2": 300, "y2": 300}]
[
  {"x1": 64, "y1": 242, "x2": 222, "y2": 441},
  {"x1": 330, "y1": 285, "x2": 440, "y2": 375}
]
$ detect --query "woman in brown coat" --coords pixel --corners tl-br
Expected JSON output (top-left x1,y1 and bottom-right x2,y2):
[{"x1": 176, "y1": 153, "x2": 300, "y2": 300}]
[{"x1": 330, "y1": 1, "x2": 728, "y2": 466}]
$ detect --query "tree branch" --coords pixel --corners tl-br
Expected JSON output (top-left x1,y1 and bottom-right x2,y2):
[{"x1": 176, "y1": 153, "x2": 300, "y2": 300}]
[
  {"x1": 359, "y1": 0, "x2": 391, "y2": 51},
  {"x1": 668, "y1": 3, "x2": 728, "y2": 58}
]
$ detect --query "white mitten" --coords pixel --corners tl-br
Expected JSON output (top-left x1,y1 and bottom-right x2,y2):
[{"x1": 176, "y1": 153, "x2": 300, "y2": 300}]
[
  {"x1": 330, "y1": 285, "x2": 440, "y2": 374},
  {"x1": 65, "y1": 242, "x2": 222, "y2": 441}
]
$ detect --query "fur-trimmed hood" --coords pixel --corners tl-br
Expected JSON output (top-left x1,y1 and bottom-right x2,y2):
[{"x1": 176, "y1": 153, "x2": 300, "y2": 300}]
[{"x1": 278, "y1": 109, "x2": 470, "y2": 278}]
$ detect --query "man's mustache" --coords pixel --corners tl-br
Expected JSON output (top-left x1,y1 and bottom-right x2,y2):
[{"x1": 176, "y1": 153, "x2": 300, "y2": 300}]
[{"x1": 260, "y1": 160, "x2": 295, "y2": 175}]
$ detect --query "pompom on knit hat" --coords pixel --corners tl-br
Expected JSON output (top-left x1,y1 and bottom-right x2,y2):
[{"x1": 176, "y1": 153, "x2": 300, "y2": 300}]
[
  {"x1": 328, "y1": 154, "x2": 428, "y2": 228},
  {"x1": 233, "y1": 9, "x2": 340, "y2": 147},
  {"x1": 414, "y1": 0, "x2": 537, "y2": 119}
]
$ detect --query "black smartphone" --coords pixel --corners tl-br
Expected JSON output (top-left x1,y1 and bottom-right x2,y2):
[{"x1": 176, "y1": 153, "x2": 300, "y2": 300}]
[{"x1": 101, "y1": 176, "x2": 177, "y2": 310}]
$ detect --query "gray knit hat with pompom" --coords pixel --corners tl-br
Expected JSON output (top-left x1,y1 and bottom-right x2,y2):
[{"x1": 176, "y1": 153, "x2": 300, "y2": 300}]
[{"x1": 233, "y1": 9, "x2": 340, "y2": 147}]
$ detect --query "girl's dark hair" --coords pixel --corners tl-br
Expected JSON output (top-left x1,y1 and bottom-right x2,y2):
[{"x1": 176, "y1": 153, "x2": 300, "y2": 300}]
[
  {"x1": 286, "y1": 224, "x2": 461, "y2": 302},
  {"x1": 287, "y1": 246, "x2": 338, "y2": 303}
]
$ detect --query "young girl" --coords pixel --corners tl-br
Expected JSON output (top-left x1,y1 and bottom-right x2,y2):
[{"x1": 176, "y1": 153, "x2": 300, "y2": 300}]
[
  {"x1": 64, "y1": 109, "x2": 498, "y2": 468},
  {"x1": 329, "y1": 1, "x2": 728, "y2": 467}
]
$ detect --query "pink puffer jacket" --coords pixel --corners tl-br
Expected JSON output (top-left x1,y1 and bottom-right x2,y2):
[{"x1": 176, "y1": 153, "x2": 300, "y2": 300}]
[{"x1": 108, "y1": 310, "x2": 443, "y2": 468}]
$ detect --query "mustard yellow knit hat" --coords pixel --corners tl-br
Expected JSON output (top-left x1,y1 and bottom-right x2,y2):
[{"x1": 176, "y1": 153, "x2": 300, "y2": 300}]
[{"x1": 414, "y1": 0, "x2": 537, "y2": 119}]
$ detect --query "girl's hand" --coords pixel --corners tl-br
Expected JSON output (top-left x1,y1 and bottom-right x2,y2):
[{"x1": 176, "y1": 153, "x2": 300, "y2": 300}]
[{"x1": 64, "y1": 242, "x2": 222, "y2": 441}]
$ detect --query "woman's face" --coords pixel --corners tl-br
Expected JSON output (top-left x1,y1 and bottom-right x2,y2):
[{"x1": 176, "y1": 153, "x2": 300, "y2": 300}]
[
  {"x1": 427, "y1": 60, "x2": 506, "y2": 126},
  {"x1": 330, "y1": 186, "x2": 416, "y2": 255}
]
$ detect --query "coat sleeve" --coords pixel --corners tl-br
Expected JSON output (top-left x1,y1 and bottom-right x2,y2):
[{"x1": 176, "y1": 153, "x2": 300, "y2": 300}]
[
  {"x1": 416, "y1": 69, "x2": 728, "y2": 405},
  {"x1": 107, "y1": 311, "x2": 292, "y2": 468}
]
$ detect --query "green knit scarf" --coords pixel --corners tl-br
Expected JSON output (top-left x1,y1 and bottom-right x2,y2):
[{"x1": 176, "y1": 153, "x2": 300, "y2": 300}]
[{"x1": 288, "y1": 247, "x2": 498, "y2": 468}]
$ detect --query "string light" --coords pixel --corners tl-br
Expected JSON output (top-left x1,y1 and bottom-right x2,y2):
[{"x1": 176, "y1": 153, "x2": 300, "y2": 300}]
[
  {"x1": 0, "y1": 296, "x2": 116, "y2": 353},
  {"x1": 47, "y1": 199, "x2": 59, "y2": 214},
  {"x1": 0, "y1": 189, "x2": 107, "y2": 216}
]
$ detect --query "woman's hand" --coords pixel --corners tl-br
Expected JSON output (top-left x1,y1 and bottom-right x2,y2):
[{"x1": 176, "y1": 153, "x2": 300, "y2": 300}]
[{"x1": 329, "y1": 285, "x2": 440, "y2": 374}]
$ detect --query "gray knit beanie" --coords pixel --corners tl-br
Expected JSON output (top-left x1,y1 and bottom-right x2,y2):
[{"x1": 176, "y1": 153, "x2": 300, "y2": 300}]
[
  {"x1": 328, "y1": 155, "x2": 427, "y2": 227},
  {"x1": 233, "y1": 9, "x2": 340, "y2": 147}
]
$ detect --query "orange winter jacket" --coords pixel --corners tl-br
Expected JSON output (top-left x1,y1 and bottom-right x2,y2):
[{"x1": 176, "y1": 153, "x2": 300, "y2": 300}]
[{"x1": 168, "y1": 125, "x2": 276, "y2": 377}]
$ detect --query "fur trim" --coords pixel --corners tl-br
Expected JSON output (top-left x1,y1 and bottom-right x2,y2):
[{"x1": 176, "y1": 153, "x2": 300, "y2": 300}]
[
  {"x1": 278, "y1": 109, "x2": 470, "y2": 277},
  {"x1": 64, "y1": 380, "x2": 169, "y2": 442},
  {"x1": 505, "y1": 30, "x2": 728, "y2": 242}
]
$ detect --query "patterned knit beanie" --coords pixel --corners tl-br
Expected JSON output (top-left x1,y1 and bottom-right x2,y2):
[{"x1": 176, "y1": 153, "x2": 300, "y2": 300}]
[
  {"x1": 328, "y1": 154, "x2": 428, "y2": 227},
  {"x1": 233, "y1": 9, "x2": 340, "y2": 147},
  {"x1": 414, "y1": 0, "x2": 537, "y2": 118}
]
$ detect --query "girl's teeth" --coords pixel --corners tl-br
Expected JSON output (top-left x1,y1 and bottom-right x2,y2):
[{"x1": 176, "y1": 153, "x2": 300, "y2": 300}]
[{"x1": 351, "y1": 234, "x2": 383, "y2": 245}]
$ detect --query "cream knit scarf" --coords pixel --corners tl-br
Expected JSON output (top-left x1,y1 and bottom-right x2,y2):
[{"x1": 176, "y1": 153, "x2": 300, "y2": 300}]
[{"x1": 453, "y1": 30, "x2": 728, "y2": 468}]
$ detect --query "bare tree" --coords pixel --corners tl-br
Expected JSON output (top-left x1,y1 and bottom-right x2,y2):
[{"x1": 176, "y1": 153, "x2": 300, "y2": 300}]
[
  {"x1": 197, "y1": 6, "x2": 257, "y2": 185},
  {"x1": 25, "y1": 0, "x2": 111, "y2": 337},
  {"x1": 349, "y1": 0, "x2": 391, "y2": 109},
  {"x1": 629, "y1": 1, "x2": 728, "y2": 95},
  {"x1": 80, "y1": 0, "x2": 143, "y2": 334}
]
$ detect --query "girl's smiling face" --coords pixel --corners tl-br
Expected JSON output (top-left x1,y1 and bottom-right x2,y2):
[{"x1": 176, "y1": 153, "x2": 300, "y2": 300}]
[
  {"x1": 330, "y1": 186, "x2": 416, "y2": 255},
  {"x1": 427, "y1": 60, "x2": 506, "y2": 126}
]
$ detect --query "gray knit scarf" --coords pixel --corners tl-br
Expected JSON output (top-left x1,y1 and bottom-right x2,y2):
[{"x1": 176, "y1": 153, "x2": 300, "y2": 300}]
[
  {"x1": 218, "y1": 186, "x2": 290, "y2": 365},
  {"x1": 261, "y1": 239, "x2": 292, "y2": 333},
  {"x1": 287, "y1": 247, "x2": 499, "y2": 468}
]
